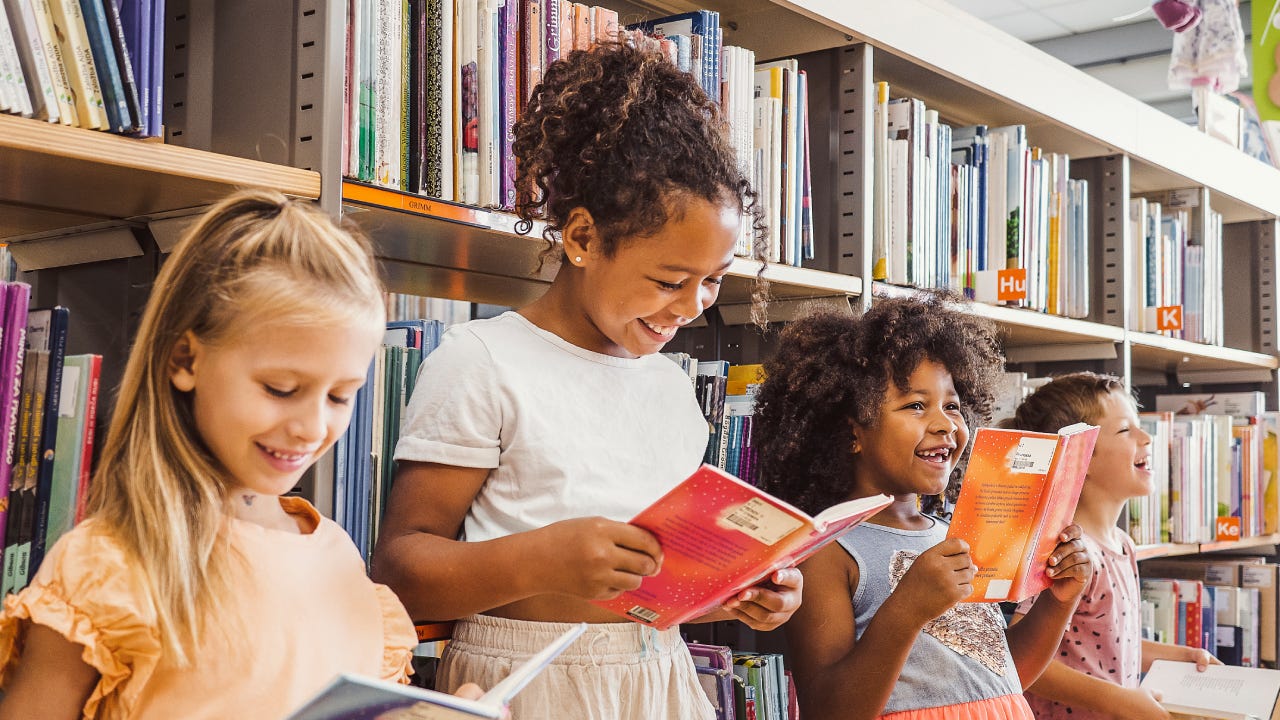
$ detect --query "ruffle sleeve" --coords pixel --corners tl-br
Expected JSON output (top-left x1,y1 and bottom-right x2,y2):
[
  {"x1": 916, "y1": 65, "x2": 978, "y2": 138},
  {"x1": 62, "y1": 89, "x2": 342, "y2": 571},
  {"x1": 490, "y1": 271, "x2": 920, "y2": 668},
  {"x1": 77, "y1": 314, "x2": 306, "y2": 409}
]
[
  {"x1": 0, "y1": 522, "x2": 162, "y2": 719},
  {"x1": 373, "y1": 582, "x2": 416, "y2": 684}
]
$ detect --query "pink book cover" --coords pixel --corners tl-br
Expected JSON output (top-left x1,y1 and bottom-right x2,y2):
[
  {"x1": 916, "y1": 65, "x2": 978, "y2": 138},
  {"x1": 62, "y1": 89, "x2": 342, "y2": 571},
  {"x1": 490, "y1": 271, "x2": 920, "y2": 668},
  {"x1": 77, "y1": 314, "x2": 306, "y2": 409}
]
[
  {"x1": 592, "y1": 464, "x2": 891, "y2": 629},
  {"x1": 72, "y1": 354, "x2": 100, "y2": 524},
  {"x1": 0, "y1": 283, "x2": 29, "y2": 545}
]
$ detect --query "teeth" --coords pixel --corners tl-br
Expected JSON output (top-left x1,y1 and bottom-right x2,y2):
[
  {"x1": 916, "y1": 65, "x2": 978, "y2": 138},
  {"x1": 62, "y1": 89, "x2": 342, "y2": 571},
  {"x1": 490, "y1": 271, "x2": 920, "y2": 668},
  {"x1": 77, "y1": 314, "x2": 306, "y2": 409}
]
[
  {"x1": 263, "y1": 446, "x2": 307, "y2": 462},
  {"x1": 641, "y1": 319, "x2": 677, "y2": 337}
]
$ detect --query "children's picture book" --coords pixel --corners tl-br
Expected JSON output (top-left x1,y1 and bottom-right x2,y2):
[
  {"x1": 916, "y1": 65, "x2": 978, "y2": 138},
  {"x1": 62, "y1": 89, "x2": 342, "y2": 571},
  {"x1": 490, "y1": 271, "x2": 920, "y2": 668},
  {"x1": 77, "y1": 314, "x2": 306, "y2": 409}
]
[
  {"x1": 946, "y1": 422, "x2": 1100, "y2": 602},
  {"x1": 285, "y1": 623, "x2": 586, "y2": 719},
  {"x1": 1139, "y1": 659, "x2": 1280, "y2": 720},
  {"x1": 592, "y1": 463, "x2": 892, "y2": 629}
]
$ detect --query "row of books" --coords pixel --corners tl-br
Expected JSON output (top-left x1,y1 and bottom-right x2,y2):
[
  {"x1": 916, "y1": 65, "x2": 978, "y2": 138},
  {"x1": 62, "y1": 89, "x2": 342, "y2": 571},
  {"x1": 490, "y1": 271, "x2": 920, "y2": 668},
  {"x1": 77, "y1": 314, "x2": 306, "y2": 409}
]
[
  {"x1": 701, "y1": 645, "x2": 796, "y2": 720},
  {"x1": 0, "y1": 286, "x2": 102, "y2": 597},
  {"x1": 342, "y1": 1, "x2": 814, "y2": 266},
  {"x1": 1129, "y1": 195, "x2": 1224, "y2": 345},
  {"x1": 1141, "y1": 556, "x2": 1280, "y2": 669},
  {"x1": 332, "y1": 318, "x2": 445, "y2": 561},
  {"x1": 0, "y1": 0, "x2": 164, "y2": 135},
  {"x1": 1127, "y1": 391, "x2": 1274, "y2": 546},
  {"x1": 872, "y1": 84, "x2": 1090, "y2": 318},
  {"x1": 663, "y1": 355, "x2": 762, "y2": 486}
]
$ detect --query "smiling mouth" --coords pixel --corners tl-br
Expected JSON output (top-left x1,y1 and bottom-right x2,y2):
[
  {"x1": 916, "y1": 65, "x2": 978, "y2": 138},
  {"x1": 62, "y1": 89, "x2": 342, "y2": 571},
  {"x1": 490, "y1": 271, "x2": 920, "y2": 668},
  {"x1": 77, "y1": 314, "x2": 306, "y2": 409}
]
[
  {"x1": 257, "y1": 443, "x2": 311, "y2": 463},
  {"x1": 916, "y1": 447, "x2": 953, "y2": 464},
  {"x1": 640, "y1": 319, "x2": 679, "y2": 340}
]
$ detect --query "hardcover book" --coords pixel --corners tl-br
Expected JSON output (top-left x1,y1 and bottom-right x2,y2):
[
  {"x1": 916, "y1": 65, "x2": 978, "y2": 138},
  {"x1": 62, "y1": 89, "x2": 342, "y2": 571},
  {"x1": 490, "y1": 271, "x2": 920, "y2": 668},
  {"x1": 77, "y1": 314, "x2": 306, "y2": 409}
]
[
  {"x1": 1140, "y1": 659, "x2": 1280, "y2": 720},
  {"x1": 946, "y1": 422, "x2": 1100, "y2": 602},
  {"x1": 592, "y1": 464, "x2": 891, "y2": 629}
]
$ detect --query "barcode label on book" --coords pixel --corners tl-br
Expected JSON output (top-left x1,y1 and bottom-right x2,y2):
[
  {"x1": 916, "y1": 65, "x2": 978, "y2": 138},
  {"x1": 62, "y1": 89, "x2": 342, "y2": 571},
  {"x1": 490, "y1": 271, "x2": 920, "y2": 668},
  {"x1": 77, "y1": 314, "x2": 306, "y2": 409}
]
[
  {"x1": 721, "y1": 499, "x2": 804, "y2": 546},
  {"x1": 627, "y1": 605, "x2": 661, "y2": 624},
  {"x1": 1008, "y1": 437, "x2": 1056, "y2": 474}
]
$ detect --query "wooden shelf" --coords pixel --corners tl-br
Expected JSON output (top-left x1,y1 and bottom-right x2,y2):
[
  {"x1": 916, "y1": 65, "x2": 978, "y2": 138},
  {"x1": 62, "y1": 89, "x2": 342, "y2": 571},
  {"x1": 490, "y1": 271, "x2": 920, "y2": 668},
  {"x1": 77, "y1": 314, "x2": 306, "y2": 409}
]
[
  {"x1": 0, "y1": 115, "x2": 320, "y2": 242},
  {"x1": 1137, "y1": 534, "x2": 1280, "y2": 561},
  {"x1": 1128, "y1": 333, "x2": 1279, "y2": 375},
  {"x1": 1135, "y1": 543, "x2": 1201, "y2": 561},
  {"x1": 344, "y1": 181, "x2": 861, "y2": 310}
]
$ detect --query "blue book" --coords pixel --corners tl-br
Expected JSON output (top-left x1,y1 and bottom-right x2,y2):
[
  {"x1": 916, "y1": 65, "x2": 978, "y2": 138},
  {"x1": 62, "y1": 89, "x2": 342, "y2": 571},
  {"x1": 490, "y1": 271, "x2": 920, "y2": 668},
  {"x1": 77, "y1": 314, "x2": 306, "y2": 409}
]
[
  {"x1": 118, "y1": 0, "x2": 153, "y2": 136},
  {"x1": 79, "y1": 0, "x2": 132, "y2": 132},
  {"x1": 25, "y1": 307, "x2": 69, "y2": 580}
]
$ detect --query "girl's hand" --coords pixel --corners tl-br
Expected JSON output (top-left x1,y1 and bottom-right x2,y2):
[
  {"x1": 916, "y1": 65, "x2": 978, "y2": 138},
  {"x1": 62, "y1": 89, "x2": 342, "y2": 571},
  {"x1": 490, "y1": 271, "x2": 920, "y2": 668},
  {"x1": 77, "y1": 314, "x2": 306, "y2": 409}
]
[
  {"x1": 891, "y1": 538, "x2": 974, "y2": 626},
  {"x1": 1045, "y1": 524, "x2": 1091, "y2": 604},
  {"x1": 723, "y1": 567, "x2": 803, "y2": 631},
  {"x1": 533, "y1": 517, "x2": 663, "y2": 600},
  {"x1": 1114, "y1": 687, "x2": 1171, "y2": 720},
  {"x1": 453, "y1": 684, "x2": 511, "y2": 720},
  {"x1": 1177, "y1": 646, "x2": 1221, "y2": 671}
]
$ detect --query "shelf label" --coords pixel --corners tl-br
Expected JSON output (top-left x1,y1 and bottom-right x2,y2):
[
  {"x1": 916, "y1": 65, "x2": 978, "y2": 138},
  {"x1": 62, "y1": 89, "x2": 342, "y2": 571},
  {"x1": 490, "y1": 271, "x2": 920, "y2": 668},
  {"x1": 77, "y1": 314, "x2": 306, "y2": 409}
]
[
  {"x1": 973, "y1": 268, "x2": 1026, "y2": 303},
  {"x1": 1155, "y1": 305, "x2": 1183, "y2": 331},
  {"x1": 1216, "y1": 516, "x2": 1241, "y2": 542}
]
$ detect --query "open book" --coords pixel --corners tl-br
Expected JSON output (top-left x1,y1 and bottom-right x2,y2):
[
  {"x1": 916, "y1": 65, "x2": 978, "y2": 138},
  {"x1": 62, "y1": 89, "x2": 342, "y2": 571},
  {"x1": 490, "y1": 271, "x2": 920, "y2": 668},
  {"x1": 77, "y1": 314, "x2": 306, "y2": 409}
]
[
  {"x1": 592, "y1": 464, "x2": 892, "y2": 629},
  {"x1": 1139, "y1": 660, "x2": 1280, "y2": 720},
  {"x1": 284, "y1": 623, "x2": 586, "y2": 719},
  {"x1": 946, "y1": 422, "x2": 1100, "y2": 602}
]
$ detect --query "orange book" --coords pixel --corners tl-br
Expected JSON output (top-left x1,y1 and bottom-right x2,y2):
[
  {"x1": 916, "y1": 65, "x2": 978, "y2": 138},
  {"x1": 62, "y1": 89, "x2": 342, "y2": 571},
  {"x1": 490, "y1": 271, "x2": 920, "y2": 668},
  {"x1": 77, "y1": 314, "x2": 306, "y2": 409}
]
[
  {"x1": 946, "y1": 422, "x2": 1100, "y2": 602},
  {"x1": 572, "y1": 3, "x2": 591, "y2": 51},
  {"x1": 592, "y1": 464, "x2": 891, "y2": 629},
  {"x1": 592, "y1": 6, "x2": 618, "y2": 44}
]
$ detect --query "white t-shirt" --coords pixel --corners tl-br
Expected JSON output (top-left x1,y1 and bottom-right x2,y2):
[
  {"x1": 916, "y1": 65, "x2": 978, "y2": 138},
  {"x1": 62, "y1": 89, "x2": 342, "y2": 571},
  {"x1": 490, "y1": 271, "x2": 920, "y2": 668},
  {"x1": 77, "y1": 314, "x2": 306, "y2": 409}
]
[{"x1": 394, "y1": 311, "x2": 709, "y2": 542}]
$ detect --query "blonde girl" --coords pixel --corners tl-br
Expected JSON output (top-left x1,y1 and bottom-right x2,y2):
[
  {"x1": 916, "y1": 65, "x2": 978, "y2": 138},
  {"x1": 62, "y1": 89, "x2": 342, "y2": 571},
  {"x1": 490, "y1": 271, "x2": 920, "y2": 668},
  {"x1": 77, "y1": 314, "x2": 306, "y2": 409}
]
[{"x1": 0, "y1": 190, "x2": 419, "y2": 719}]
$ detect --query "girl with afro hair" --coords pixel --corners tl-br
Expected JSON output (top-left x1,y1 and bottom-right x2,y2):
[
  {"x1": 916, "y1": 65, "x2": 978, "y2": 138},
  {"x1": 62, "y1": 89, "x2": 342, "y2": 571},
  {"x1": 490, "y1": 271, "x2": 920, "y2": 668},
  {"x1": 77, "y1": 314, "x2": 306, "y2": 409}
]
[
  {"x1": 752, "y1": 292, "x2": 1091, "y2": 720},
  {"x1": 372, "y1": 40, "x2": 798, "y2": 719}
]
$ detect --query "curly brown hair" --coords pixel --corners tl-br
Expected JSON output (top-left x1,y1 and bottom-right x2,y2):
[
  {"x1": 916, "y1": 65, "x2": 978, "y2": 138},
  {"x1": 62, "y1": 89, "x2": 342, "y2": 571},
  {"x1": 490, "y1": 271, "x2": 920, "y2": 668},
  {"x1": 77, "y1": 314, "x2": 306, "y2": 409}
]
[
  {"x1": 752, "y1": 292, "x2": 1006, "y2": 515},
  {"x1": 512, "y1": 41, "x2": 765, "y2": 264},
  {"x1": 1001, "y1": 372, "x2": 1130, "y2": 434}
]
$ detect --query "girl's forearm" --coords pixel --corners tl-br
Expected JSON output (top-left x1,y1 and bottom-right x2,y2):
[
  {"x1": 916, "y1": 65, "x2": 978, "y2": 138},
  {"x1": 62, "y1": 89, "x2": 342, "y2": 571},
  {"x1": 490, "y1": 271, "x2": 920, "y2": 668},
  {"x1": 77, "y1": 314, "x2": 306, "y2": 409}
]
[
  {"x1": 1005, "y1": 593, "x2": 1079, "y2": 687},
  {"x1": 1026, "y1": 659, "x2": 1129, "y2": 711},
  {"x1": 799, "y1": 601, "x2": 924, "y2": 720}
]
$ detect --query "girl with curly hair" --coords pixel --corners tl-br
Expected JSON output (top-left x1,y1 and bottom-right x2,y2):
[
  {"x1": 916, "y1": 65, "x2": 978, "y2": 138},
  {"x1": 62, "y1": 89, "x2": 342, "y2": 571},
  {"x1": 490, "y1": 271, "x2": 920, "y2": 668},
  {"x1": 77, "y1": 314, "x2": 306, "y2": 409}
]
[
  {"x1": 371, "y1": 41, "x2": 799, "y2": 719},
  {"x1": 752, "y1": 293, "x2": 1092, "y2": 720},
  {"x1": 1006, "y1": 372, "x2": 1217, "y2": 720}
]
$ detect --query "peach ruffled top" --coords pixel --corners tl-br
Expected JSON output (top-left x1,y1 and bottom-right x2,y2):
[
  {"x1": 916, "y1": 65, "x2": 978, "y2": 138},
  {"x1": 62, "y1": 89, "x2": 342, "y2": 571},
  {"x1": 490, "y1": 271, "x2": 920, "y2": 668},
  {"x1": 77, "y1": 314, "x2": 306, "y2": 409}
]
[{"x1": 0, "y1": 497, "x2": 416, "y2": 719}]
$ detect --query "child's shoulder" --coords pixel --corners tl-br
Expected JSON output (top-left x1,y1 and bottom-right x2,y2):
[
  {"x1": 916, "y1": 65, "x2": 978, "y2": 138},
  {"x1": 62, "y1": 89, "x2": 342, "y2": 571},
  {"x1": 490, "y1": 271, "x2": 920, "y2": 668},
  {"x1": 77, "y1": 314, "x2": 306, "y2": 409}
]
[{"x1": 18, "y1": 520, "x2": 155, "y2": 621}]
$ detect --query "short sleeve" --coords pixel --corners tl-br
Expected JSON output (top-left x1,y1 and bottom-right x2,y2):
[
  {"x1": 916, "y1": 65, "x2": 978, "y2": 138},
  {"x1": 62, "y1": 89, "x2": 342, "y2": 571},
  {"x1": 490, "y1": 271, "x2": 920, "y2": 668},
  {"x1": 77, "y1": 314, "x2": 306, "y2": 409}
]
[
  {"x1": 394, "y1": 326, "x2": 503, "y2": 468},
  {"x1": 372, "y1": 584, "x2": 417, "y2": 684},
  {"x1": 0, "y1": 523, "x2": 162, "y2": 719}
]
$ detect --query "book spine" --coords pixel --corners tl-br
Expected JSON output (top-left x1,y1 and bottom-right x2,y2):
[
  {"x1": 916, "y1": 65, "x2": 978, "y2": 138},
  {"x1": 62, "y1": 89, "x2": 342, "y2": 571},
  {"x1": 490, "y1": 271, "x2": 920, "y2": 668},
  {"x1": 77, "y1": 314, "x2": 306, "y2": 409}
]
[
  {"x1": 9, "y1": 0, "x2": 59, "y2": 121},
  {"x1": 27, "y1": 0, "x2": 77, "y2": 124},
  {"x1": 498, "y1": 0, "x2": 516, "y2": 209},
  {"x1": 146, "y1": 0, "x2": 160, "y2": 135},
  {"x1": 29, "y1": 309, "x2": 68, "y2": 576},
  {"x1": 48, "y1": 0, "x2": 106, "y2": 129},
  {"x1": 422, "y1": 0, "x2": 445, "y2": 198},
  {"x1": 0, "y1": 283, "x2": 30, "y2": 560},
  {"x1": 0, "y1": 7, "x2": 32, "y2": 116},
  {"x1": 3, "y1": 348, "x2": 37, "y2": 596},
  {"x1": 14, "y1": 349, "x2": 49, "y2": 590},
  {"x1": 77, "y1": 0, "x2": 129, "y2": 131},
  {"x1": 103, "y1": 0, "x2": 141, "y2": 132},
  {"x1": 72, "y1": 354, "x2": 98, "y2": 524}
]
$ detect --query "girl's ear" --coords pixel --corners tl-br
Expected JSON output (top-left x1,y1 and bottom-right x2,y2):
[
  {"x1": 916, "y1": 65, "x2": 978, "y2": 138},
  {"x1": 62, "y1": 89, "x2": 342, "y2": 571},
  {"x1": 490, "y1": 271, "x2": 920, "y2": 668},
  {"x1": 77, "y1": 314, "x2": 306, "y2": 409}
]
[
  {"x1": 168, "y1": 330, "x2": 202, "y2": 393},
  {"x1": 560, "y1": 207, "x2": 598, "y2": 267}
]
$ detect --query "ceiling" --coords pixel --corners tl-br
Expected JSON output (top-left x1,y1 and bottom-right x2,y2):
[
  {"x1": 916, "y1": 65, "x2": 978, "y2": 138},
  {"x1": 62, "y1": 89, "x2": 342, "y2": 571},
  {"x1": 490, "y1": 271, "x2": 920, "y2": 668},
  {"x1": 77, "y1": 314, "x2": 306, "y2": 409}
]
[{"x1": 945, "y1": 0, "x2": 1254, "y2": 123}]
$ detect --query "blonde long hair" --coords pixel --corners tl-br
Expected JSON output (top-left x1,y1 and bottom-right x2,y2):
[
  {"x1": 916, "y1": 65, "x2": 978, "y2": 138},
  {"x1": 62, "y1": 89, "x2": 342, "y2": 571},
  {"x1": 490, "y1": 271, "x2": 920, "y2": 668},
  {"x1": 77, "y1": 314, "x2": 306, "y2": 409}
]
[{"x1": 85, "y1": 189, "x2": 384, "y2": 665}]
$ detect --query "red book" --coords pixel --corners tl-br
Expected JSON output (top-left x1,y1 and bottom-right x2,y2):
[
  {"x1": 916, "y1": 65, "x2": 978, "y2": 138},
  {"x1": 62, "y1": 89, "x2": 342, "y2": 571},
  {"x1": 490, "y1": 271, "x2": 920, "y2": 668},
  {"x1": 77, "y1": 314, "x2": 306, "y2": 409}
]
[
  {"x1": 72, "y1": 354, "x2": 100, "y2": 525},
  {"x1": 592, "y1": 464, "x2": 891, "y2": 629},
  {"x1": 947, "y1": 422, "x2": 1101, "y2": 602}
]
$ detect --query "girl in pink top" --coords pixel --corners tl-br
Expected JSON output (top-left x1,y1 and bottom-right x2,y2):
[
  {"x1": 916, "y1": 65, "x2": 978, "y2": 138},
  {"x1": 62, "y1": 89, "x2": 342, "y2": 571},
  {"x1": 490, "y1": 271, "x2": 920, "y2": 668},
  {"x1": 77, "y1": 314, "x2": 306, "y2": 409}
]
[
  {"x1": 1007, "y1": 372, "x2": 1217, "y2": 720},
  {"x1": 0, "y1": 191, "x2": 442, "y2": 719}
]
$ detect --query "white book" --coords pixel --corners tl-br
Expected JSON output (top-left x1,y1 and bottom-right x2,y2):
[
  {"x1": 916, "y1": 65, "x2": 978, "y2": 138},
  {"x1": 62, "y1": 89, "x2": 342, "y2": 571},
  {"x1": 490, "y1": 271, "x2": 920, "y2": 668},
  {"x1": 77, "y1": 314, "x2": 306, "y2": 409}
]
[
  {"x1": 0, "y1": 2, "x2": 29, "y2": 116},
  {"x1": 286, "y1": 624, "x2": 587, "y2": 719},
  {"x1": 1140, "y1": 660, "x2": 1280, "y2": 720},
  {"x1": 6, "y1": 0, "x2": 57, "y2": 121}
]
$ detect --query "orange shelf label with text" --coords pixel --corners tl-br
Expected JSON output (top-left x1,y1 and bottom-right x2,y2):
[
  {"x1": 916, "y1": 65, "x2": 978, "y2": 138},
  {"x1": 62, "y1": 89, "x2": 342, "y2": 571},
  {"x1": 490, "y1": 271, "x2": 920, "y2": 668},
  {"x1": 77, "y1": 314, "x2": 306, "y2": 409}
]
[
  {"x1": 1216, "y1": 516, "x2": 1241, "y2": 542},
  {"x1": 997, "y1": 269, "x2": 1027, "y2": 302},
  {"x1": 1156, "y1": 306, "x2": 1183, "y2": 331}
]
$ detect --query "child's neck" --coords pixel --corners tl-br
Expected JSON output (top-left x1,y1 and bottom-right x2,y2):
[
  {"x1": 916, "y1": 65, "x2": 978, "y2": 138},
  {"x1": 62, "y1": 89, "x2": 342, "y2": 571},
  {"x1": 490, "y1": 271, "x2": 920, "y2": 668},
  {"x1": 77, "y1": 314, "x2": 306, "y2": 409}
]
[
  {"x1": 520, "y1": 271, "x2": 629, "y2": 358},
  {"x1": 230, "y1": 491, "x2": 303, "y2": 533},
  {"x1": 866, "y1": 494, "x2": 933, "y2": 531},
  {"x1": 1072, "y1": 488, "x2": 1125, "y2": 550}
]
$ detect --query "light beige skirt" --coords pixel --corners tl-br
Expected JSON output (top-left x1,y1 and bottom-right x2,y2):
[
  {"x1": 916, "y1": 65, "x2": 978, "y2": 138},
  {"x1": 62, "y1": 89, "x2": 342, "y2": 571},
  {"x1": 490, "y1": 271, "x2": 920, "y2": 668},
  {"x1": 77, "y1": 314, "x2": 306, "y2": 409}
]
[{"x1": 436, "y1": 614, "x2": 716, "y2": 720}]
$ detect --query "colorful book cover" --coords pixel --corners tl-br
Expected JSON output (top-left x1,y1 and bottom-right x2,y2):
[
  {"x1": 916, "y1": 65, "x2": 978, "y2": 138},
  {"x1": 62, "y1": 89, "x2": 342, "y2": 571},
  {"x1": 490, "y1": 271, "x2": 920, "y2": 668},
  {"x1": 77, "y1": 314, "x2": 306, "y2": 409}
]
[
  {"x1": 592, "y1": 464, "x2": 891, "y2": 629},
  {"x1": 946, "y1": 422, "x2": 1100, "y2": 602},
  {"x1": 71, "y1": 354, "x2": 101, "y2": 525},
  {"x1": 0, "y1": 283, "x2": 28, "y2": 560},
  {"x1": 26, "y1": 306, "x2": 69, "y2": 578}
]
